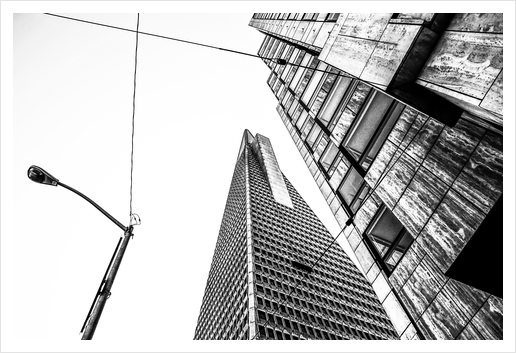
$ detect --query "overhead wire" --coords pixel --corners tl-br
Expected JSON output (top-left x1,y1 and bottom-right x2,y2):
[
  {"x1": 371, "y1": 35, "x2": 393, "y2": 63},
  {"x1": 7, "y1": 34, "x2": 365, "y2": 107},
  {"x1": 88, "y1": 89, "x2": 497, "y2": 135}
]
[
  {"x1": 45, "y1": 12, "x2": 421, "y2": 339},
  {"x1": 129, "y1": 13, "x2": 140, "y2": 224},
  {"x1": 44, "y1": 13, "x2": 345, "y2": 77},
  {"x1": 44, "y1": 13, "x2": 262, "y2": 59}
]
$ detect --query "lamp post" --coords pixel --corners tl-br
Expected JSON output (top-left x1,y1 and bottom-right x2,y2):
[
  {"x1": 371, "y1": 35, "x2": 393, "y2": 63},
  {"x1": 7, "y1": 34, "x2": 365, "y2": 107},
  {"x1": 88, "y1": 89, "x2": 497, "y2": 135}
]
[{"x1": 27, "y1": 165, "x2": 133, "y2": 340}]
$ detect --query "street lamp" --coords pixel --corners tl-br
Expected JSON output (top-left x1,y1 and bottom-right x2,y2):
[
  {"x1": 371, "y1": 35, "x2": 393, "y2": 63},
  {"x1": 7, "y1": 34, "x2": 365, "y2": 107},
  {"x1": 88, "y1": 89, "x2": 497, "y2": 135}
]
[{"x1": 27, "y1": 165, "x2": 134, "y2": 340}]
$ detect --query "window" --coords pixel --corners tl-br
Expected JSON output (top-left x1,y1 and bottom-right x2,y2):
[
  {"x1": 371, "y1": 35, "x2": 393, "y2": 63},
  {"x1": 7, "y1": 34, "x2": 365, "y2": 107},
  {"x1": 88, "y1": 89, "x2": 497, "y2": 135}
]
[
  {"x1": 337, "y1": 167, "x2": 370, "y2": 213},
  {"x1": 342, "y1": 91, "x2": 404, "y2": 169},
  {"x1": 301, "y1": 117, "x2": 315, "y2": 140},
  {"x1": 259, "y1": 325, "x2": 266, "y2": 337},
  {"x1": 365, "y1": 205, "x2": 414, "y2": 272},
  {"x1": 290, "y1": 54, "x2": 310, "y2": 90},
  {"x1": 295, "y1": 110, "x2": 309, "y2": 130},
  {"x1": 318, "y1": 76, "x2": 353, "y2": 126},
  {"x1": 319, "y1": 141, "x2": 339, "y2": 171},
  {"x1": 301, "y1": 63, "x2": 327, "y2": 106},
  {"x1": 258, "y1": 310, "x2": 266, "y2": 320},
  {"x1": 306, "y1": 124, "x2": 321, "y2": 147},
  {"x1": 326, "y1": 13, "x2": 340, "y2": 21}
]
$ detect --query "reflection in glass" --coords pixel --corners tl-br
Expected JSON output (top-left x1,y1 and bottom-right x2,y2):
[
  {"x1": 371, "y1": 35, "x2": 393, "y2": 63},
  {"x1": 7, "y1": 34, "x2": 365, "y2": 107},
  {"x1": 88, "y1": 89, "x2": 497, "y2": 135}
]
[
  {"x1": 320, "y1": 142, "x2": 339, "y2": 171},
  {"x1": 313, "y1": 134, "x2": 329, "y2": 160},
  {"x1": 343, "y1": 91, "x2": 393, "y2": 160},
  {"x1": 295, "y1": 57, "x2": 318, "y2": 96},
  {"x1": 329, "y1": 156, "x2": 349, "y2": 190},
  {"x1": 295, "y1": 110, "x2": 308, "y2": 130},
  {"x1": 351, "y1": 184, "x2": 370, "y2": 213},
  {"x1": 301, "y1": 63, "x2": 327, "y2": 106},
  {"x1": 366, "y1": 205, "x2": 414, "y2": 272},
  {"x1": 306, "y1": 124, "x2": 321, "y2": 147},
  {"x1": 301, "y1": 118, "x2": 314, "y2": 140},
  {"x1": 385, "y1": 230, "x2": 413, "y2": 269},
  {"x1": 319, "y1": 77, "x2": 352, "y2": 126},
  {"x1": 290, "y1": 54, "x2": 310, "y2": 90},
  {"x1": 338, "y1": 168, "x2": 362, "y2": 205},
  {"x1": 361, "y1": 103, "x2": 405, "y2": 169}
]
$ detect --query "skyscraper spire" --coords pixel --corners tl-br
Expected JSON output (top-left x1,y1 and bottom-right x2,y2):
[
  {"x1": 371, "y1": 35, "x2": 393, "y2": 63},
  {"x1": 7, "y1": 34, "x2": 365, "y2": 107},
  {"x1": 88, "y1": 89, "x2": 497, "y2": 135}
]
[{"x1": 194, "y1": 130, "x2": 397, "y2": 340}]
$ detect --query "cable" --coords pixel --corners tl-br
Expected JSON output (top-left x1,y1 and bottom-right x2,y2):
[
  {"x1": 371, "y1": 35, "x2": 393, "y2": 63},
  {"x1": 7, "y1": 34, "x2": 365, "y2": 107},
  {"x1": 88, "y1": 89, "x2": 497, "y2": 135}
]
[
  {"x1": 45, "y1": 12, "x2": 420, "y2": 339},
  {"x1": 44, "y1": 13, "x2": 263, "y2": 59},
  {"x1": 129, "y1": 14, "x2": 139, "y2": 222},
  {"x1": 250, "y1": 89, "x2": 431, "y2": 341},
  {"x1": 44, "y1": 13, "x2": 345, "y2": 77}
]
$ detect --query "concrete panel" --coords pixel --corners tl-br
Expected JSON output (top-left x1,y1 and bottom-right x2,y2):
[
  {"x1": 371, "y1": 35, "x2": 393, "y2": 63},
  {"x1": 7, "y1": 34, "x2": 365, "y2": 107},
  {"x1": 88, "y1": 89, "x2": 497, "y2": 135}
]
[
  {"x1": 325, "y1": 35, "x2": 377, "y2": 78},
  {"x1": 382, "y1": 291, "x2": 411, "y2": 336},
  {"x1": 319, "y1": 14, "x2": 348, "y2": 61},
  {"x1": 418, "y1": 189, "x2": 484, "y2": 272},
  {"x1": 423, "y1": 119, "x2": 485, "y2": 186},
  {"x1": 375, "y1": 153, "x2": 419, "y2": 209},
  {"x1": 418, "y1": 31, "x2": 503, "y2": 100},
  {"x1": 339, "y1": 13, "x2": 392, "y2": 41},
  {"x1": 393, "y1": 164, "x2": 448, "y2": 236},
  {"x1": 447, "y1": 13, "x2": 503, "y2": 33},
  {"x1": 397, "y1": 13, "x2": 435, "y2": 22},
  {"x1": 252, "y1": 134, "x2": 294, "y2": 208},
  {"x1": 280, "y1": 20, "x2": 291, "y2": 36},
  {"x1": 293, "y1": 21, "x2": 307, "y2": 41},
  {"x1": 470, "y1": 296, "x2": 503, "y2": 339},
  {"x1": 417, "y1": 286, "x2": 469, "y2": 339},
  {"x1": 306, "y1": 22, "x2": 323, "y2": 45},
  {"x1": 452, "y1": 131, "x2": 503, "y2": 214},
  {"x1": 286, "y1": 21, "x2": 300, "y2": 39},
  {"x1": 301, "y1": 21, "x2": 315, "y2": 43},
  {"x1": 399, "y1": 255, "x2": 446, "y2": 320},
  {"x1": 480, "y1": 70, "x2": 503, "y2": 116},
  {"x1": 361, "y1": 23, "x2": 421, "y2": 87},
  {"x1": 313, "y1": 22, "x2": 335, "y2": 48},
  {"x1": 392, "y1": 27, "x2": 440, "y2": 88}
]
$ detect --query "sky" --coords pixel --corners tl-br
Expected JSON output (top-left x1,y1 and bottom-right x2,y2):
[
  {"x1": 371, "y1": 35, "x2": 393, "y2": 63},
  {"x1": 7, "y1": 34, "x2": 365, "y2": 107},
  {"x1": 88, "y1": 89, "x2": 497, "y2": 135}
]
[
  {"x1": 2, "y1": 2, "x2": 515, "y2": 353},
  {"x1": 4, "y1": 5, "x2": 359, "y2": 352}
]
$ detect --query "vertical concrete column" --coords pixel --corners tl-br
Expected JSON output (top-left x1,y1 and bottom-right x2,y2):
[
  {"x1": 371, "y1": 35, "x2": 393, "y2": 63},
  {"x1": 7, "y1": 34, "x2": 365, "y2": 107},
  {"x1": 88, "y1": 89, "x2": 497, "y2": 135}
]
[{"x1": 244, "y1": 146, "x2": 257, "y2": 339}]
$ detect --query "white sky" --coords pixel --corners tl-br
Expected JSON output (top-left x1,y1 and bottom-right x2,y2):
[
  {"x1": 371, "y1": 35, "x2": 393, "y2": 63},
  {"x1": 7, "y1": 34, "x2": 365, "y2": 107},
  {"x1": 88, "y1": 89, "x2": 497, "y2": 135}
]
[{"x1": 2, "y1": 2, "x2": 515, "y2": 353}]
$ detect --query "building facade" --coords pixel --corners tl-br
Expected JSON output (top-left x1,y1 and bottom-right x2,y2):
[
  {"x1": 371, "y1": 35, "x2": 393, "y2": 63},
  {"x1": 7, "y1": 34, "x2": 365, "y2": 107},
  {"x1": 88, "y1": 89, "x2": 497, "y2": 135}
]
[
  {"x1": 194, "y1": 130, "x2": 398, "y2": 340},
  {"x1": 249, "y1": 13, "x2": 503, "y2": 340}
]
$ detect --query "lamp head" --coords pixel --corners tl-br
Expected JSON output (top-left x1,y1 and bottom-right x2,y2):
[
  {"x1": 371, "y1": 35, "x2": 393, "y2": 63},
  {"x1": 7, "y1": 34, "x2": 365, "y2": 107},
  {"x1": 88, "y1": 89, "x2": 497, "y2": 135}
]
[{"x1": 27, "y1": 165, "x2": 59, "y2": 186}]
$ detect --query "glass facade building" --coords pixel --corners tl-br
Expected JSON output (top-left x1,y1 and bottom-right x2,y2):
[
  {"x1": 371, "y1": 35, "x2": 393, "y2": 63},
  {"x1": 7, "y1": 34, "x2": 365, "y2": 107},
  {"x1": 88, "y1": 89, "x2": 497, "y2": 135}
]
[
  {"x1": 194, "y1": 130, "x2": 398, "y2": 340},
  {"x1": 249, "y1": 13, "x2": 503, "y2": 340}
]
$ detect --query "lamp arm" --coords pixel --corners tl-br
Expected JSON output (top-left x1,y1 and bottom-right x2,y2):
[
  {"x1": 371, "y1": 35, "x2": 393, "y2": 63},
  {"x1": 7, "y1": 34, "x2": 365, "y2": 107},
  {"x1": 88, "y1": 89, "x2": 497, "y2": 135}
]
[{"x1": 57, "y1": 181, "x2": 127, "y2": 231}]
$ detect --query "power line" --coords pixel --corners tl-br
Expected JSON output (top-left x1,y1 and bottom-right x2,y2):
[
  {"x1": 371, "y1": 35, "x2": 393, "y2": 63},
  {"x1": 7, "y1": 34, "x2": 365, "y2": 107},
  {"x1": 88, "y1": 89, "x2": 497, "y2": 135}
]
[
  {"x1": 44, "y1": 13, "x2": 262, "y2": 59},
  {"x1": 129, "y1": 14, "x2": 139, "y2": 222},
  {"x1": 43, "y1": 13, "x2": 338, "y2": 76},
  {"x1": 45, "y1": 12, "x2": 416, "y2": 339}
]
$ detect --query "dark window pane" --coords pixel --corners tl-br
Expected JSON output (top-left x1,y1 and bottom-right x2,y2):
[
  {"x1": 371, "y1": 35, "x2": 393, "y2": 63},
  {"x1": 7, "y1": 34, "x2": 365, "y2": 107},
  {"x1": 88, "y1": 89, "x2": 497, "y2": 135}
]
[
  {"x1": 368, "y1": 206, "x2": 404, "y2": 256},
  {"x1": 385, "y1": 230, "x2": 413, "y2": 270},
  {"x1": 361, "y1": 102, "x2": 405, "y2": 169},
  {"x1": 366, "y1": 205, "x2": 414, "y2": 272}
]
